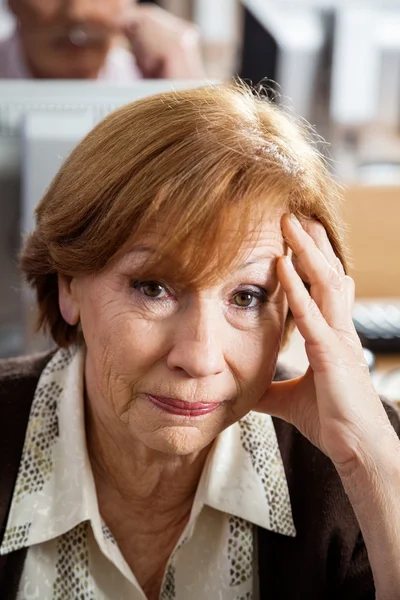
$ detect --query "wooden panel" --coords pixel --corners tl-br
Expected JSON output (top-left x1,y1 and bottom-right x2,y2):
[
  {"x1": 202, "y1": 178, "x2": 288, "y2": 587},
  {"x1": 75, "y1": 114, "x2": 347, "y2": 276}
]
[{"x1": 341, "y1": 186, "x2": 400, "y2": 297}]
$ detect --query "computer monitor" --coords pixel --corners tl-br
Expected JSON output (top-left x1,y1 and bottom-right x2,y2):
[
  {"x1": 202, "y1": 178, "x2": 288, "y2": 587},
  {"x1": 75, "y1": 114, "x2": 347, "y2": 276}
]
[
  {"x1": 239, "y1": 0, "x2": 326, "y2": 122},
  {"x1": 331, "y1": 7, "x2": 400, "y2": 129},
  {"x1": 0, "y1": 80, "x2": 209, "y2": 357},
  {"x1": 329, "y1": 7, "x2": 400, "y2": 182}
]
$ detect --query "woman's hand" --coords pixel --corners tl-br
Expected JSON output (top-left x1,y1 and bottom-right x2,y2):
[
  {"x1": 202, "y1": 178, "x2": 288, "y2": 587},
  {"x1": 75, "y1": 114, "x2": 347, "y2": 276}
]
[
  {"x1": 257, "y1": 213, "x2": 400, "y2": 598},
  {"x1": 115, "y1": 5, "x2": 206, "y2": 79},
  {"x1": 257, "y1": 213, "x2": 400, "y2": 473}
]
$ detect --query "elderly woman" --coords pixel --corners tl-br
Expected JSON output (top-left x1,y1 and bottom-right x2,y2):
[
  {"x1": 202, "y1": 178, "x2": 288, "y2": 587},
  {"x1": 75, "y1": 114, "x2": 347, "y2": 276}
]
[
  {"x1": 0, "y1": 85, "x2": 400, "y2": 600},
  {"x1": 0, "y1": 0, "x2": 204, "y2": 79}
]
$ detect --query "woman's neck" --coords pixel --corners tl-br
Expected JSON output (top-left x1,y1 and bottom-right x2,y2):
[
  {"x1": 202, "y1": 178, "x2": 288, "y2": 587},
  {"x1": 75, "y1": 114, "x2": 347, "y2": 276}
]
[
  {"x1": 85, "y1": 393, "x2": 211, "y2": 598},
  {"x1": 85, "y1": 393, "x2": 210, "y2": 530}
]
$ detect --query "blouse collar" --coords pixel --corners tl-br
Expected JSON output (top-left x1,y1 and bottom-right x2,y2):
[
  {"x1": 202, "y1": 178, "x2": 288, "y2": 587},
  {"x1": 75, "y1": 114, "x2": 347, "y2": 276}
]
[{"x1": 0, "y1": 345, "x2": 295, "y2": 558}]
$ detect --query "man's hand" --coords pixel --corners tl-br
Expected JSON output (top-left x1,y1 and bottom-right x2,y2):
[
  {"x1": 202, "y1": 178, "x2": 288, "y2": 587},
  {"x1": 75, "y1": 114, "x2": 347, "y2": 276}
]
[{"x1": 116, "y1": 4, "x2": 206, "y2": 79}]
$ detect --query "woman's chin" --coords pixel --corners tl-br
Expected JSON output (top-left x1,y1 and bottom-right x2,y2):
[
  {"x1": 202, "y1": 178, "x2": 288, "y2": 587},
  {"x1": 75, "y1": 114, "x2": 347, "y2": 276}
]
[
  {"x1": 140, "y1": 425, "x2": 216, "y2": 456},
  {"x1": 128, "y1": 397, "x2": 229, "y2": 455}
]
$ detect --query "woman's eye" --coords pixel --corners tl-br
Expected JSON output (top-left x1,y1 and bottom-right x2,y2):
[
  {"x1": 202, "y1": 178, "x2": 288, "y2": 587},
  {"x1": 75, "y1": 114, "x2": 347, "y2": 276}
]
[
  {"x1": 132, "y1": 281, "x2": 168, "y2": 299},
  {"x1": 234, "y1": 292, "x2": 254, "y2": 308},
  {"x1": 143, "y1": 283, "x2": 165, "y2": 297},
  {"x1": 233, "y1": 290, "x2": 266, "y2": 309}
]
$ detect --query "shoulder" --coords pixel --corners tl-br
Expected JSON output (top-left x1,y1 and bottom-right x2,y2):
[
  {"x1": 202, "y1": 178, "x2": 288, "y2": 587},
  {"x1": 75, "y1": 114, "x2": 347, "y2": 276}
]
[
  {"x1": 0, "y1": 349, "x2": 55, "y2": 383},
  {"x1": 0, "y1": 349, "x2": 56, "y2": 483},
  {"x1": 0, "y1": 350, "x2": 56, "y2": 537},
  {"x1": 0, "y1": 349, "x2": 56, "y2": 410}
]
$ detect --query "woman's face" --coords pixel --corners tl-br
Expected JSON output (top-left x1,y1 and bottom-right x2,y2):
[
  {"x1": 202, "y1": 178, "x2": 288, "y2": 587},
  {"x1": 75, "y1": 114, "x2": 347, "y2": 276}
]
[
  {"x1": 62, "y1": 213, "x2": 288, "y2": 456},
  {"x1": 9, "y1": 0, "x2": 132, "y2": 79}
]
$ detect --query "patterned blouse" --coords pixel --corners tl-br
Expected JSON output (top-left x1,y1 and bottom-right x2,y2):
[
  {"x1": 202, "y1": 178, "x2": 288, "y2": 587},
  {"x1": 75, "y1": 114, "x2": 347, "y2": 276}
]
[{"x1": 0, "y1": 346, "x2": 296, "y2": 600}]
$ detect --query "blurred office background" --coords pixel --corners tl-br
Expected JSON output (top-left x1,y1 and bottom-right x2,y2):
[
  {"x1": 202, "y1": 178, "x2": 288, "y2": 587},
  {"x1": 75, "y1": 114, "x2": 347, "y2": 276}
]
[{"x1": 1, "y1": 0, "x2": 400, "y2": 401}]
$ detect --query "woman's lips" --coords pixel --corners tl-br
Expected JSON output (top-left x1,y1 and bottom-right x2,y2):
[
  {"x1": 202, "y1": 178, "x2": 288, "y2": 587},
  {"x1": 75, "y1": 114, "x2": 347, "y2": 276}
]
[{"x1": 146, "y1": 394, "x2": 220, "y2": 417}]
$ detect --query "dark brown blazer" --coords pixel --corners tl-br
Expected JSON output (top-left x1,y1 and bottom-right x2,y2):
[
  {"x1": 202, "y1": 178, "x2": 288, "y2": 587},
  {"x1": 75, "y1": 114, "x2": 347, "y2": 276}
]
[{"x1": 1, "y1": 350, "x2": 399, "y2": 599}]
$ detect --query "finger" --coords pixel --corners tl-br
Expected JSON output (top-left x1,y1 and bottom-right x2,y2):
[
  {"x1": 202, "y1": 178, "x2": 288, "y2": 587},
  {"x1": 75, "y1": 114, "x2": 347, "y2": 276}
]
[
  {"x1": 294, "y1": 218, "x2": 345, "y2": 280},
  {"x1": 301, "y1": 218, "x2": 344, "y2": 274},
  {"x1": 283, "y1": 215, "x2": 342, "y2": 286},
  {"x1": 278, "y1": 254, "x2": 364, "y2": 368},
  {"x1": 344, "y1": 275, "x2": 355, "y2": 312},
  {"x1": 282, "y1": 214, "x2": 352, "y2": 331},
  {"x1": 114, "y1": 5, "x2": 142, "y2": 30},
  {"x1": 298, "y1": 219, "x2": 355, "y2": 315},
  {"x1": 277, "y1": 253, "x2": 335, "y2": 346},
  {"x1": 112, "y1": 8, "x2": 163, "y2": 76},
  {"x1": 113, "y1": 7, "x2": 140, "y2": 32},
  {"x1": 286, "y1": 215, "x2": 356, "y2": 329}
]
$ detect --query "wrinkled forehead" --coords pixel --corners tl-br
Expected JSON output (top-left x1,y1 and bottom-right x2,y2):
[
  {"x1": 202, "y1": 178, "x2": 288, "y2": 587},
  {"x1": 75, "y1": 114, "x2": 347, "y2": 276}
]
[
  {"x1": 124, "y1": 202, "x2": 285, "y2": 253},
  {"x1": 115, "y1": 206, "x2": 287, "y2": 286}
]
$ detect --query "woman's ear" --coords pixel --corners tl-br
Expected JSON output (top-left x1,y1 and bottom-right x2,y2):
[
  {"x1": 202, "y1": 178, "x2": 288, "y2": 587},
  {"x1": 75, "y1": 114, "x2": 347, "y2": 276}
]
[{"x1": 58, "y1": 275, "x2": 80, "y2": 326}]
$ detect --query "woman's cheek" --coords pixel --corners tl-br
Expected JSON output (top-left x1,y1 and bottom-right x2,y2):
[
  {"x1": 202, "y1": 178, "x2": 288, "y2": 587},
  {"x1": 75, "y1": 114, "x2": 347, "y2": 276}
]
[
  {"x1": 232, "y1": 330, "x2": 269, "y2": 382},
  {"x1": 242, "y1": 326, "x2": 282, "y2": 395}
]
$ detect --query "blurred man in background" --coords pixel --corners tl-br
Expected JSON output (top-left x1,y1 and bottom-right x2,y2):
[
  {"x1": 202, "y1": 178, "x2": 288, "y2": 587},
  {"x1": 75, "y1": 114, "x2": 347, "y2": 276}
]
[{"x1": 0, "y1": 0, "x2": 205, "y2": 79}]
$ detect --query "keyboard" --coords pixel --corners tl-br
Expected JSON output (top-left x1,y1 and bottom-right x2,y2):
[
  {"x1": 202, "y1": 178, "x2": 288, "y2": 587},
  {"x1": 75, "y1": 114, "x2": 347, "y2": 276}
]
[{"x1": 353, "y1": 302, "x2": 400, "y2": 354}]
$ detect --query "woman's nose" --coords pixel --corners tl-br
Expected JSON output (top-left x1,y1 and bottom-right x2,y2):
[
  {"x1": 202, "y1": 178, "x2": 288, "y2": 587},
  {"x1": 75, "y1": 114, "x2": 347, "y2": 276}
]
[{"x1": 167, "y1": 309, "x2": 226, "y2": 378}]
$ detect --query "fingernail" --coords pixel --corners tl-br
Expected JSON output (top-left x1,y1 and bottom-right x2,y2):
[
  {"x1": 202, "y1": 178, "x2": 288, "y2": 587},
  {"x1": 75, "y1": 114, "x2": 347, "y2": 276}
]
[
  {"x1": 284, "y1": 255, "x2": 294, "y2": 269},
  {"x1": 290, "y1": 213, "x2": 302, "y2": 228}
]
